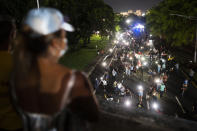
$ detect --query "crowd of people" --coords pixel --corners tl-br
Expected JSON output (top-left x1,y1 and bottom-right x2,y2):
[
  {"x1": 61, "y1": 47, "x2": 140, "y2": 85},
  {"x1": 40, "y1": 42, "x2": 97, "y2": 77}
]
[{"x1": 94, "y1": 32, "x2": 196, "y2": 114}]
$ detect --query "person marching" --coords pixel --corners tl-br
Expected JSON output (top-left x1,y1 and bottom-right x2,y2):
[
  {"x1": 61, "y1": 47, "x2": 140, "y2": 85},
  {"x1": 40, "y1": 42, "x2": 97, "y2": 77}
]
[
  {"x1": 159, "y1": 83, "x2": 166, "y2": 98},
  {"x1": 181, "y1": 79, "x2": 188, "y2": 97}
]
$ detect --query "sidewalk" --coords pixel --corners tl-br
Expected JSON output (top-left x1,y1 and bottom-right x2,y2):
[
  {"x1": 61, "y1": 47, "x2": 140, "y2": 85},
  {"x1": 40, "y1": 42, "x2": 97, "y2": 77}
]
[
  {"x1": 172, "y1": 49, "x2": 197, "y2": 88},
  {"x1": 181, "y1": 69, "x2": 197, "y2": 88}
]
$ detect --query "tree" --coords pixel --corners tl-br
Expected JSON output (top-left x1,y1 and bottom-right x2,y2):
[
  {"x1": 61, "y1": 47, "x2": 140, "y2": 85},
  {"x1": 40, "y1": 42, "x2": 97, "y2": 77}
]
[
  {"x1": 56, "y1": 0, "x2": 115, "y2": 47},
  {"x1": 146, "y1": 0, "x2": 197, "y2": 47},
  {"x1": 0, "y1": 0, "x2": 115, "y2": 49}
]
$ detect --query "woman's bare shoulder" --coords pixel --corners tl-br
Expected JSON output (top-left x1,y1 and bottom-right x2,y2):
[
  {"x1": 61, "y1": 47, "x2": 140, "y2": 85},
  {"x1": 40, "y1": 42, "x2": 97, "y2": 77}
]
[
  {"x1": 51, "y1": 63, "x2": 72, "y2": 76},
  {"x1": 39, "y1": 64, "x2": 73, "y2": 93}
]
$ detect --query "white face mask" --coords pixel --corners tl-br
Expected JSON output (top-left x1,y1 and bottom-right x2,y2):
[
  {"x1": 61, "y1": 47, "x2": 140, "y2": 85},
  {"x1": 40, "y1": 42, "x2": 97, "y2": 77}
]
[{"x1": 59, "y1": 38, "x2": 68, "y2": 57}]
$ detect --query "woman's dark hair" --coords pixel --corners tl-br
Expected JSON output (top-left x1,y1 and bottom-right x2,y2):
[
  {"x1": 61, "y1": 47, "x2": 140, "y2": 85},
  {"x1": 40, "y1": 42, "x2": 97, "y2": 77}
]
[
  {"x1": 14, "y1": 26, "x2": 63, "y2": 89},
  {"x1": 21, "y1": 26, "x2": 62, "y2": 55}
]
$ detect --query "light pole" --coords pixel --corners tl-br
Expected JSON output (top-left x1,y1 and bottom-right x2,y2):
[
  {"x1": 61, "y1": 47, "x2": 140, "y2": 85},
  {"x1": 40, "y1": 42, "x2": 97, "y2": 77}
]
[
  {"x1": 170, "y1": 14, "x2": 197, "y2": 63},
  {"x1": 36, "y1": 0, "x2": 40, "y2": 9}
]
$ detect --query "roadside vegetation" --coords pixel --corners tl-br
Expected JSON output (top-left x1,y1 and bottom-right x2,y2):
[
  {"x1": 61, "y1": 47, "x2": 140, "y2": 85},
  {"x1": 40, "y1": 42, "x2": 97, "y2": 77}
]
[{"x1": 59, "y1": 35, "x2": 108, "y2": 70}]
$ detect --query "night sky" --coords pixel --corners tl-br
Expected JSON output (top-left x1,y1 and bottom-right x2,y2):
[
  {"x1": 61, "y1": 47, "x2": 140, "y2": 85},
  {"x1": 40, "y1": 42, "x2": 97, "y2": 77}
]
[{"x1": 103, "y1": 0, "x2": 163, "y2": 12}]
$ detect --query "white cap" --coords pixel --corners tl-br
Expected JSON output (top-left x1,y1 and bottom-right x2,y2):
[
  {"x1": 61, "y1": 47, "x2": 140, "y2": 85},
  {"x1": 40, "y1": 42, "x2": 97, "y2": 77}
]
[{"x1": 24, "y1": 7, "x2": 74, "y2": 36}]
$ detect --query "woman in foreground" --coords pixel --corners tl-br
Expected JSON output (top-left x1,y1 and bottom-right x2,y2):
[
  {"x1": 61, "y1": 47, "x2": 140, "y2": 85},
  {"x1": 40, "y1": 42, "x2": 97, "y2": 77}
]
[{"x1": 12, "y1": 7, "x2": 99, "y2": 131}]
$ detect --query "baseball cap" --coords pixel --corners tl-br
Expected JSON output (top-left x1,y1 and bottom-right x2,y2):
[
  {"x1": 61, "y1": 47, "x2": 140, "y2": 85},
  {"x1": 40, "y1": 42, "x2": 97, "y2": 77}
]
[{"x1": 24, "y1": 7, "x2": 74, "y2": 36}]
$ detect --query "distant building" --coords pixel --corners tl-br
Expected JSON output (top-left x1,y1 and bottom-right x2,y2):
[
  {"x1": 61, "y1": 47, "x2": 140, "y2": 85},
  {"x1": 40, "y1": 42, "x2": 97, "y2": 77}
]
[
  {"x1": 128, "y1": 10, "x2": 133, "y2": 14},
  {"x1": 119, "y1": 9, "x2": 147, "y2": 17},
  {"x1": 135, "y1": 10, "x2": 142, "y2": 16},
  {"x1": 120, "y1": 12, "x2": 129, "y2": 16}
]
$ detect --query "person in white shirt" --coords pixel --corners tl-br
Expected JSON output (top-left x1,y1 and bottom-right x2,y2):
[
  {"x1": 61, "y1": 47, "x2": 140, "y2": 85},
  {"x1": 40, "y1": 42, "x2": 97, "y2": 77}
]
[
  {"x1": 112, "y1": 69, "x2": 117, "y2": 77},
  {"x1": 157, "y1": 64, "x2": 161, "y2": 74},
  {"x1": 138, "y1": 86, "x2": 144, "y2": 103},
  {"x1": 175, "y1": 63, "x2": 179, "y2": 71},
  {"x1": 130, "y1": 64, "x2": 134, "y2": 75},
  {"x1": 189, "y1": 68, "x2": 195, "y2": 82}
]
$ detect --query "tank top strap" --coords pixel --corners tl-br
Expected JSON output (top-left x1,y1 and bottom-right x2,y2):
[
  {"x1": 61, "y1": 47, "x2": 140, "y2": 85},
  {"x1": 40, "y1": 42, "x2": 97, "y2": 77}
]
[{"x1": 60, "y1": 70, "x2": 76, "y2": 110}]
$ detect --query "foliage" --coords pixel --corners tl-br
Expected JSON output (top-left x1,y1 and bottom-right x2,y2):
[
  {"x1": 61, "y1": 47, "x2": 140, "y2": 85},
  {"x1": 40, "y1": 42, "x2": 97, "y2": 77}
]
[
  {"x1": 114, "y1": 14, "x2": 124, "y2": 32},
  {"x1": 0, "y1": 0, "x2": 115, "y2": 48},
  {"x1": 115, "y1": 25, "x2": 120, "y2": 32},
  {"x1": 146, "y1": 0, "x2": 197, "y2": 47}
]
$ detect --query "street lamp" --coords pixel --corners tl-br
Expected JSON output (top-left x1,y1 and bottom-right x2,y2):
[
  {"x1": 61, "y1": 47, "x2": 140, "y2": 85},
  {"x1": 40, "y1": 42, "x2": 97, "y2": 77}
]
[
  {"x1": 36, "y1": 0, "x2": 40, "y2": 9},
  {"x1": 170, "y1": 13, "x2": 197, "y2": 63}
]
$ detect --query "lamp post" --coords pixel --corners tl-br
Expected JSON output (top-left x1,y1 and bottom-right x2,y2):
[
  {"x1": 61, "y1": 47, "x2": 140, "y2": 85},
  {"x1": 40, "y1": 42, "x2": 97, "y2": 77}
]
[
  {"x1": 36, "y1": 0, "x2": 40, "y2": 9},
  {"x1": 170, "y1": 14, "x2": 197, "y2": 63}
]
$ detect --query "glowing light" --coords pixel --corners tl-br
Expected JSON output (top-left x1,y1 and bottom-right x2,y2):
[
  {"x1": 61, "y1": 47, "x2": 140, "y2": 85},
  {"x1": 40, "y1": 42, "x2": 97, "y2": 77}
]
[
  {"x1": 118, "y1": 83, "x2": 122, "y2": 89},
  {"x1": 155, "y1": 78, "x2": 160, "y2": 83},
  {"x1": 125, "y1": 42, "x2": 129, "y2": 46},
  {"x1": 109, "y1": 48, "x2": 113, "y2": 53},
  {"x1": 124, "y1": 99, "x2": 131, "y2": 107},
  {"x1": 143, "y1": 62, "x2": 147, "y2": 66},
  {"x1": 161, "y1": 59, "x2": 166, "y2": 63},
  {"x1": 134, "y1": 24, "x2": 144, "y2": 29},
  {"x1": 138, "y1": 85, "x2": 143, "y2": 90},
  {"x1": 96, "y1": 31, "x2": 100, "y2": 34},
  {"x1": 102, "y1": 62, "x2": 107, "y2": 67},
  {"x1": 126, "y1": 19, "x2": 131, "y2": 24},
  {"x1": 152, "y1": 102, "x2": 159, "y2": 110},
  {"x1": 155, "y1": 61, "x2": 158, "y2": 64},
  {"x1": 141, "y1": 57, "x2": 145, "y2": 61}
]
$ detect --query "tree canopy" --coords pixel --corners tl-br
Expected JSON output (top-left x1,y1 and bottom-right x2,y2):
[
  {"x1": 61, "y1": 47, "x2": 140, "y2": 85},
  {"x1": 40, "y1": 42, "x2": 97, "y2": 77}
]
[
  {"x1": 146, "y1": 0, "x2": 197, "y2": 47},
  {"x1": 0, "y1": 0, "x2": 115, "y2": 47}
]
